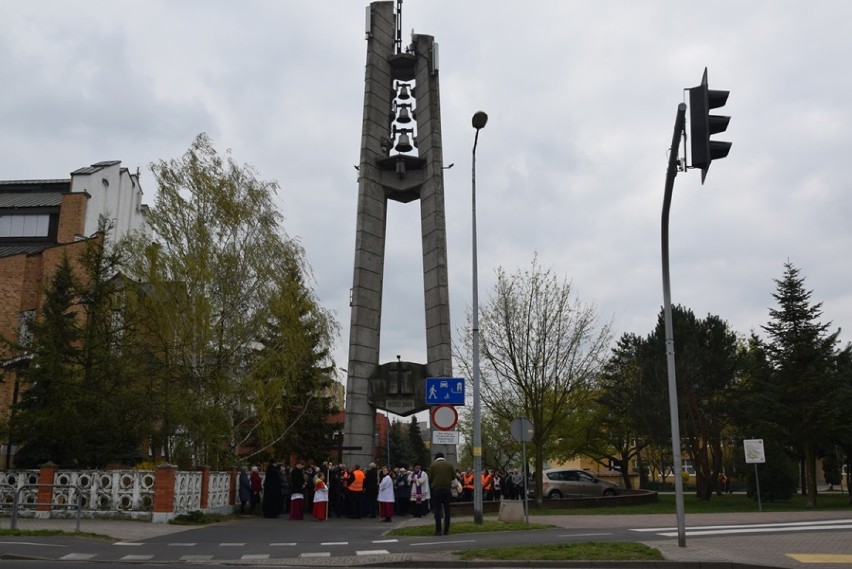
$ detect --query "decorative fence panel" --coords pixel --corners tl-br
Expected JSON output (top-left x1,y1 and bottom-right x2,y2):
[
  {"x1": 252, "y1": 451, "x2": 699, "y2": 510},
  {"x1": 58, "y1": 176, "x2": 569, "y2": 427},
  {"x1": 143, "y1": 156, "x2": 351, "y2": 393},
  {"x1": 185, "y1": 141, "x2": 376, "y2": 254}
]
[{"x1": 0, "y1": 465, "x2": 237, "y2": 523}]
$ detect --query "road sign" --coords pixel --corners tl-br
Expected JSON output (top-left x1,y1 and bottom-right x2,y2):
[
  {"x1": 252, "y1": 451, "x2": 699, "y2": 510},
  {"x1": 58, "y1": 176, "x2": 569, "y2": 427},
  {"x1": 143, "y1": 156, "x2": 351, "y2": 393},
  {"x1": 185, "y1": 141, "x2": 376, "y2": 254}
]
[
  {"x1": 431, "y1": 404, "x2": 459, "y2": 431},
  {"x1": 744, "y1": 439, "x2": 766, "y2": 464},
  {"x1": 432, "y1": 430, "x2": 459, "y2": 445},
  {"x1": 425, "y1": 377, "x2": 465, "y2": 405},
  {"x1": 510, "y1": 417, "x2": 534, "y2": 442}
]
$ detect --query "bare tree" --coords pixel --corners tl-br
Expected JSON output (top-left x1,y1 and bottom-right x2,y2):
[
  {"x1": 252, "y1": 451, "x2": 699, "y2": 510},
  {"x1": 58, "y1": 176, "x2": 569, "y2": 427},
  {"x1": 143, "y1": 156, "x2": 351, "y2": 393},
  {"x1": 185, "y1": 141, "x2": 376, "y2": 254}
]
[{"x1": 459, "y1": 256, "x2": 611, "y2": 504}]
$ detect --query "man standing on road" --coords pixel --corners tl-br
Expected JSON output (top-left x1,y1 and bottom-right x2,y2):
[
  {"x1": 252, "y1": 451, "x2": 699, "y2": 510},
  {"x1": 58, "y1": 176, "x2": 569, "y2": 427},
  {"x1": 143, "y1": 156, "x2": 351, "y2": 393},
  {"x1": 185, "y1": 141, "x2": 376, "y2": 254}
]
[{"x1": 429, "y1": 452, "x2": 455, "y2": 535}]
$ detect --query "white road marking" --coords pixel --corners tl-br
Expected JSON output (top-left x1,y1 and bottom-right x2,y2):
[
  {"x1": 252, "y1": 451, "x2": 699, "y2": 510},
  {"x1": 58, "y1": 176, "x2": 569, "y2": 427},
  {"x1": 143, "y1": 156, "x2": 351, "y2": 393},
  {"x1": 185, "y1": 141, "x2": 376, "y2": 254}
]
[
  {"x1": 301, "y1": 552, "x2": 332, "y2": 557},
  {"x1": 113, "y1": 541, "x2": 143, "y2": 546},
  {"x1": 219, "y1": 542, "x2": 246, "y2": 546},
  {"x1": 411, "y1": 539, "x2": 476, "y2": 546},
  {"x1": 322, "y1": 541, "x2": 349, "y2": 545},
  {"x1": 61, "y1": 553, "x2": 97, "y2": 560},
  {"x1": 631, "y1": 519, "x2": 852, "y2": 537},
  {"x1": 357, "y1": 549, "x2": 390, "y2": 555},
  {"x1": 270, "y1": 542, "x2": 297, "y2": 546},
  {"x1": 242, "y1": 553, "x2": 271, "y2": 560},
  {"x1": 120, "y1": 554, "x2": 154, "y2": 561},
  {"x1": 373, "y1": 538, "x2": 398, "y2": 543},
  {"x1": 168, "y1": 542, "x2": 197, "y2": 546}
]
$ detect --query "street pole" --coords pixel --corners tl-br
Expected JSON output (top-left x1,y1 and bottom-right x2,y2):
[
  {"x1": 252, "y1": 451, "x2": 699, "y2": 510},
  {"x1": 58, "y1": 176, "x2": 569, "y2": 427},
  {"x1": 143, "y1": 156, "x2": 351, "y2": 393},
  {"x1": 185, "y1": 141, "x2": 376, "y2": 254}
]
[
  {"x1": 471, "y1": 110, "x2": 487, "y2": 525},
  {"x1": 661, "y1": 102, "x2": 687, "y2": 548}
]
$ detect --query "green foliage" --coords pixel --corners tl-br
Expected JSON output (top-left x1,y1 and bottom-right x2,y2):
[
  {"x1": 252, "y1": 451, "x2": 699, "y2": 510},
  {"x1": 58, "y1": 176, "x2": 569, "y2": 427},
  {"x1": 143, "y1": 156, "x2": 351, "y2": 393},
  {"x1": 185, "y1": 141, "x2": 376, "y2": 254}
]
[
  {"x1": 460, "y1": 255, "x2": 611, "y2": 505},
  {"x1": 388, "y1": 419, "x2": 416, "y2": 467},
  {"x1": 407, "y1": 416, "x2": 430, "y2": 467},
  {"x1": 758, "y1": 261, "x2": 841, "y2": 507},
  {"x1": 11, "y1": 230, "x2": 146, "y2": 468},
  {"x1": 747, "y1": 444, "x2": 798, "y2": 502},
  {"x1": 119, "y1": 133, "x2": 340, "y2": 468}
]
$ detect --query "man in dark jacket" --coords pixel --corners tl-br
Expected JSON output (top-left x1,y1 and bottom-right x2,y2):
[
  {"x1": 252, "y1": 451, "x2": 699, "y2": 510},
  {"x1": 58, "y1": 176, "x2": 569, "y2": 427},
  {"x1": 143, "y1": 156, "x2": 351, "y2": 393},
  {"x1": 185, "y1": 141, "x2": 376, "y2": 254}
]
[{"x1": 429, "y1": 452, "x2": 455, "y2": 535}]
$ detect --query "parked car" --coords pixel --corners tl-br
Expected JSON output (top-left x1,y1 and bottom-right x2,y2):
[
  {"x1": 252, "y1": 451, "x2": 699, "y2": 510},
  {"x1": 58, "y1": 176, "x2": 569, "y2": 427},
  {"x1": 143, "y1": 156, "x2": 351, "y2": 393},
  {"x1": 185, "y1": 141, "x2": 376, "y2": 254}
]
[{"x1": 535, "y1": 468, "x2": 620, "y2": 499}]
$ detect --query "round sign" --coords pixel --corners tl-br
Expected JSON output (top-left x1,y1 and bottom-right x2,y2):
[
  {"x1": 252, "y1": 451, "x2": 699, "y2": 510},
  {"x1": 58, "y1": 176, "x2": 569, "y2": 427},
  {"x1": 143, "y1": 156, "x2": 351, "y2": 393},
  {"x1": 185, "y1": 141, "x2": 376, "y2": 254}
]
[
  {"x1": 431, "y1": 404, "x2": 459, "y2": 431},
  {"x1": 510, "y1": 417, "x2": 534, "y2": 442}
]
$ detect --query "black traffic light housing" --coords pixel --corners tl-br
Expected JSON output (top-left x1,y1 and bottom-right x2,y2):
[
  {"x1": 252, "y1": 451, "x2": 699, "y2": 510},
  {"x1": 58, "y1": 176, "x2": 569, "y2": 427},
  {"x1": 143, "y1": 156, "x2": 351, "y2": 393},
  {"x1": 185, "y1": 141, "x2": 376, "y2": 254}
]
[{"x1": 689, "y1": 67, "x2": 731, "y2": 183}]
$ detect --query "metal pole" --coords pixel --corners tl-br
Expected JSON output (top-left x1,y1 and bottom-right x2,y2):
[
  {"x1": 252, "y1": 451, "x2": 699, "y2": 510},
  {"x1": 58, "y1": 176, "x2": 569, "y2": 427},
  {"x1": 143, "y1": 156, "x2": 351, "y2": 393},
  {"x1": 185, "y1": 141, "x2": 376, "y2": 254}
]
[
  {"x1": 521, "y1": 440, "x2": 529, "y2": 526},
  {"x1": 471, "y1": 110, "x2": 487, "y2": 525},
  {"x1": 754, "y1": 464, "x2": 763, "y2": 512},
  {"x1": 661, "y1": 102, "x2": 688, "y2": 548}
]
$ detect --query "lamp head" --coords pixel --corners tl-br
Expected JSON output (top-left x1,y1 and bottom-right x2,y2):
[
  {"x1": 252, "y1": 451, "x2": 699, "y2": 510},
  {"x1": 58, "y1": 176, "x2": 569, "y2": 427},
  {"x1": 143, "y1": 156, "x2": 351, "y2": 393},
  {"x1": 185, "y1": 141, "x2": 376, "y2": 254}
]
[{"x1": 472, "y1": 111, "x2": 488, "y2": 130}]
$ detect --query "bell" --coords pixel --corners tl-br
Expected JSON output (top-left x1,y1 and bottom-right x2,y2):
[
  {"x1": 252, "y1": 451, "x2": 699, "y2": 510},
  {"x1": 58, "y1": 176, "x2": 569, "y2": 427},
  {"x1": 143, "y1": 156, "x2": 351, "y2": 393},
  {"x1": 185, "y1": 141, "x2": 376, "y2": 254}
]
[
  {"x1": 397, "y1": 83, "x2": 411, "y2": 100},
  {"x1": 396, "y1": 105, "x2": 412, "y2": 124},
  {"x1": 395, "y1": 132, "x2": 413, "y2": 153}
]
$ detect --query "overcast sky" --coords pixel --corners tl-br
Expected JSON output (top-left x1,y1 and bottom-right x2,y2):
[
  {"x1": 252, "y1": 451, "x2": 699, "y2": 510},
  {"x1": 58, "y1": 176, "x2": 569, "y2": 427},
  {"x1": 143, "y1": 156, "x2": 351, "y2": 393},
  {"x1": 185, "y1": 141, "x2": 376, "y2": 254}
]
[{"x1": 3, "y1": 1, "x2": 852, "y2": 381}]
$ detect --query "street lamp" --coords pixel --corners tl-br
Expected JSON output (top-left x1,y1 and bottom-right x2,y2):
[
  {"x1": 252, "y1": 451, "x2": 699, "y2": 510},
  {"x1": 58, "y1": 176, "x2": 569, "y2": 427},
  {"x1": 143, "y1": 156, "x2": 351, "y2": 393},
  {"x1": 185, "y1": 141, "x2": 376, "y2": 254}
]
[{"x1": 471, "y1": 110, "x2": 487, "y2": 525}]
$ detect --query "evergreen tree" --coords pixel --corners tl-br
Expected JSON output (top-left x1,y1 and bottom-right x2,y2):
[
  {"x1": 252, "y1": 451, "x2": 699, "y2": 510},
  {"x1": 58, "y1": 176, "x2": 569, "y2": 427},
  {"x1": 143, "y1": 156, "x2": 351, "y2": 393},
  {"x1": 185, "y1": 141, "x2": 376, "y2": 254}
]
[
  {"x1": 407, "y1": 416, "x2": 430, "y2": 468},
  {"x1": 388, "y1": 420, "x2": 416, "y2": 467},
  {"x1": 12, "y1": 257, "x2": 85, "y2": 467},
  {"x1": 761, "y1": 261, "x2": 840, "y2": 508}
]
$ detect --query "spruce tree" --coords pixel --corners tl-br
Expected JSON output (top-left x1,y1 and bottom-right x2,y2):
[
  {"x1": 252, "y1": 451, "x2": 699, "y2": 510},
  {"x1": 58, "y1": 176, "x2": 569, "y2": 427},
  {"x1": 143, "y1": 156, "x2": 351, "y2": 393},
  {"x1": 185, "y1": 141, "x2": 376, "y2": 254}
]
[{"x1": 762, "y1": 261, "x2": 840, "y2": 508}]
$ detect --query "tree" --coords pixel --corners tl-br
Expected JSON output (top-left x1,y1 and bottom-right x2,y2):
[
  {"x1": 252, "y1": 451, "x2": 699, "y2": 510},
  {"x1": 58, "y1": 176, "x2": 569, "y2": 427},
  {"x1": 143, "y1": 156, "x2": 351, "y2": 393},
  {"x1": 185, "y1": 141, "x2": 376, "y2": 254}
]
[
  {"x1": 644, "y1": 307, "x2": 744, "y2": 500},
  {"x1": 761, "y1": 261, "x2": 841, "y2": 508},
  {"x1": 11, "y1": 229, "x2": 147, "y2": 467},
  {"x1": 462, "y1": 256, "x2": 611, "y2": 505},
  {"x1": 122, "y1": 133, "x2": 338, "y2": 467},
  {"x1": 388, "y1": 420, "x2": 416, "y2": 468},
  {"x1": 576, "y1": 333, "x2": 669, "y2": 489},
  {"x1": 407, "y1": 416, "x2": 430, "y2": 468}
]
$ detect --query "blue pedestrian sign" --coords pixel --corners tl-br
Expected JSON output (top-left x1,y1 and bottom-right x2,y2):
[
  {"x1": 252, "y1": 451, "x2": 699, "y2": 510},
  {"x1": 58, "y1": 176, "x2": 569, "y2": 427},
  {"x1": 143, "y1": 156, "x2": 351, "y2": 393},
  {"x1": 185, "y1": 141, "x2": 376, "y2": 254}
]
[{"x1": 425, "y1": 377, "x2": 465, "y2": 406}]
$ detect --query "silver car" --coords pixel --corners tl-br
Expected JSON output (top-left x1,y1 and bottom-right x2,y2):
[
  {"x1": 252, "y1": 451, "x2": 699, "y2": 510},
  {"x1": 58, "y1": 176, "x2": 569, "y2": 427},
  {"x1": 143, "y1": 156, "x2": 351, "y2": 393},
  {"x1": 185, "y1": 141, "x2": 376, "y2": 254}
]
[{"x1": 539, "y1": 468, "x2": 620, "y2": 499}]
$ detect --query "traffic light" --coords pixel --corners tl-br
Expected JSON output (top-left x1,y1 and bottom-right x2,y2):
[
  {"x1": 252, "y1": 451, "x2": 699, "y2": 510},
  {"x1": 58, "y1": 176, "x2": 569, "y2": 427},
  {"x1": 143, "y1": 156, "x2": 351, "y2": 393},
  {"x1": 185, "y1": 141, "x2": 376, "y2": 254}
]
[{"x1": 689, "y1": 67, "x2": 731, "y2": 183}]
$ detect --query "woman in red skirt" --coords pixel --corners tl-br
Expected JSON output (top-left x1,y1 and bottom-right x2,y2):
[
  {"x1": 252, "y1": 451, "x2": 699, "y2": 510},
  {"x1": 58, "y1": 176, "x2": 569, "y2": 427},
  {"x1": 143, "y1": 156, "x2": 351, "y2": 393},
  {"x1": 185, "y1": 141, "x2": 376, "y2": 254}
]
[
  {"x1": 377, "y1": 466, "x2": 395, "y2": 522},
  {"x1": 312, "y1": 473, "x2": 329, "y2": 521}
]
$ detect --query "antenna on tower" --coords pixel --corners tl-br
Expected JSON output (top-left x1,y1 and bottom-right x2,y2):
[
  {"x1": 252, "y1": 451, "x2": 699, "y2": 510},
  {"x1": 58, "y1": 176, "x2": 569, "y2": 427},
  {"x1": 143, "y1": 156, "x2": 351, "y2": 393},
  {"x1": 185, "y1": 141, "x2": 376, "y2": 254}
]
[{"x1": 394, "y1": 0, "x2": 403, "y2": 54}]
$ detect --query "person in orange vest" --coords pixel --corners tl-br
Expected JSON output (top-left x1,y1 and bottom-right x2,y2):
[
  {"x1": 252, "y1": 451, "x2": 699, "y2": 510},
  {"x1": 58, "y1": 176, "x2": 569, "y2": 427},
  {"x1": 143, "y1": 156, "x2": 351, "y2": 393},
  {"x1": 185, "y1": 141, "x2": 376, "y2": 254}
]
[
  {"x1": 345, "y1": 464, "x2": 365, "y2": 519},
  {"x1": 481, "y1": 469, "x2": 495, "y2": 501},
  {"x1": 462, "y1": 468, "x2": 474, "y2": 502}
]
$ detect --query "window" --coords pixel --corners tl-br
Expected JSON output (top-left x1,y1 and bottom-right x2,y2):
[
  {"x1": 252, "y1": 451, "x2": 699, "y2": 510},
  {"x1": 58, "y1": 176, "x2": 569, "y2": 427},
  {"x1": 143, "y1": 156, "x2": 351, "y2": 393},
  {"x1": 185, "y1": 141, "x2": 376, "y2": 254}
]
[
  {"x1": 18, "y1": 311, "x2": 35, "y2": 347},
  {"x1": 0, "y1": 214, "x2": 50, "y2": 238}
]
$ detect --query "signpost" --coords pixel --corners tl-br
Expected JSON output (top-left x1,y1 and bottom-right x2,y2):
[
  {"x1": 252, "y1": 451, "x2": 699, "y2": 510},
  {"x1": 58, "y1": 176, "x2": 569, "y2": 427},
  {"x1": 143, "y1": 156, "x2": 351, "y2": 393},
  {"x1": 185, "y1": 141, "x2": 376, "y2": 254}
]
[
  {"x1": 510, "y1": 417, "x2": 534, "y2": 525},
  {"x1": 744, "y1": 439, "x2": 766, "y2": 512}
]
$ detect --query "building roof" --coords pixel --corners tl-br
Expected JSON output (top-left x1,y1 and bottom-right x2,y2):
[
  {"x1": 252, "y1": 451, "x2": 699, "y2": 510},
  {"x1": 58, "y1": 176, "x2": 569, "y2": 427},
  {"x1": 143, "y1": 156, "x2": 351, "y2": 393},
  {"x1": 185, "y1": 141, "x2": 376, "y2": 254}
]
[
  {"x1": 0, "y1": 192, "x2": 64, "y2": 208},
  {"x1": 0, "y1": 179, "x2": 71, "y2": 192},
  {"x1": 70, "y1": 160, "x2": 122, "y2": 175},
  {"x1": 0, "y1": 243, "x2": 53, "y2": 258}
]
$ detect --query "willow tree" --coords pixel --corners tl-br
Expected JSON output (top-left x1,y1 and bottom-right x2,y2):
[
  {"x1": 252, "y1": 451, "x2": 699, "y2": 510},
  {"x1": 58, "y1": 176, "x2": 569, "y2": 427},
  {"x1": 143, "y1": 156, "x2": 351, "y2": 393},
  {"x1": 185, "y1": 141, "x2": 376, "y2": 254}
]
[
  {"x1": 123, "y1": 133, "x2": 337, "y2": 467},
  {"x1": 469, "y1": 256, "x2": 611, "y2": 504}
]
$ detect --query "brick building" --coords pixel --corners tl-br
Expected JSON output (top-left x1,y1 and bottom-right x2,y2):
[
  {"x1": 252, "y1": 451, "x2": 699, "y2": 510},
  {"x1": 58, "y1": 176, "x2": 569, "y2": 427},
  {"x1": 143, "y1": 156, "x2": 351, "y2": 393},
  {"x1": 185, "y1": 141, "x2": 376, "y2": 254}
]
[{"x1": 0, "y1": 160, "x2": 149, "y2": 466}]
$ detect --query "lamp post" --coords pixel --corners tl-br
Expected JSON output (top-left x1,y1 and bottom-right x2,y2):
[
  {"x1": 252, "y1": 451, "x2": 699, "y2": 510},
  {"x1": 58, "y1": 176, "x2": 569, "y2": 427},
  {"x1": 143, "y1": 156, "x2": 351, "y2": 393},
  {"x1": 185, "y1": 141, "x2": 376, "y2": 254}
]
[{"x1": 471, "y1": 110, "x2": 487, "y2": 525}]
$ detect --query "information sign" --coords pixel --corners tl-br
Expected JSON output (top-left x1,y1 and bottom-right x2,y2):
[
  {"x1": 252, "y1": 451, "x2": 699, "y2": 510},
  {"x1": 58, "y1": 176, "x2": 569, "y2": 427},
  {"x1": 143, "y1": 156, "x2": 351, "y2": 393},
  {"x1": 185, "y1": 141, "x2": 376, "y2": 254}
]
[{"x1": 425, "y1": 377, "x2": 465, "y2": 405}]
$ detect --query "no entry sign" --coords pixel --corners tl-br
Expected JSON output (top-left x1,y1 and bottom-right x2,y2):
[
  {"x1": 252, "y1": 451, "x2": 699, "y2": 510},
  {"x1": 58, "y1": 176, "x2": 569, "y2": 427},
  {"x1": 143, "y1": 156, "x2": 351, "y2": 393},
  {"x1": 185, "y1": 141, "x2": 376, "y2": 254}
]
[{"x1": 430, "y1": 404, "x2": 458, "y2": 431}]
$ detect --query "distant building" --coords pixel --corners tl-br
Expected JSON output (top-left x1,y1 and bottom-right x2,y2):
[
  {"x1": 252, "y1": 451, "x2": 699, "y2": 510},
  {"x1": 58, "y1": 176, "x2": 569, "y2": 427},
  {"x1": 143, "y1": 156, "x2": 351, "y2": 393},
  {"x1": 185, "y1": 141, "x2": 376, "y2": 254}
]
[{"x1": 0, "y1": 160, "x2": 149, "y2": 467}]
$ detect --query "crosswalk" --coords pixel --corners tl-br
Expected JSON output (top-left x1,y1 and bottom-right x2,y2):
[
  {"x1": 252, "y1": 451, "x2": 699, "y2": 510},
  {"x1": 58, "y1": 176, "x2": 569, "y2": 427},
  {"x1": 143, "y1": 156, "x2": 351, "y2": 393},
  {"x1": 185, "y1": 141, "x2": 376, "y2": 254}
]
[
  {"x1": 631, "y1": 518, "x2": 852, "y2": 538},
  {"x1": 57, "y1": 538, "x2": 400, "y2": 561}
]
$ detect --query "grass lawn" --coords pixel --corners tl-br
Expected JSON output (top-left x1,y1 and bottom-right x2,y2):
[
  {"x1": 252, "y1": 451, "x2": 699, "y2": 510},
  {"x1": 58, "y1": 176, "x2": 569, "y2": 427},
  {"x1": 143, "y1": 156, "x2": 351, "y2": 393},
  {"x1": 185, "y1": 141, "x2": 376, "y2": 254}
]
[
  {"x1": 528, "y1": 491, "x2": 852, "y2": 516},
  {"x1": 459, "y1": 541, "x2": 664, "y2": 561},
  {"x1": 390, "y1": 520, "x2": 552, "y2": 537}
]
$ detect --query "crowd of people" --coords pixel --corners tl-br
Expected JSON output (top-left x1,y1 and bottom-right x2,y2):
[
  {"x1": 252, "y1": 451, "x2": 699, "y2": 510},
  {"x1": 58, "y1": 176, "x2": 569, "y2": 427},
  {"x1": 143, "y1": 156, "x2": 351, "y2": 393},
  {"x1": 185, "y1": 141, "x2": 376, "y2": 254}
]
[{"x1": 237, "y1": 459, "x2": 529, "y2": 524}]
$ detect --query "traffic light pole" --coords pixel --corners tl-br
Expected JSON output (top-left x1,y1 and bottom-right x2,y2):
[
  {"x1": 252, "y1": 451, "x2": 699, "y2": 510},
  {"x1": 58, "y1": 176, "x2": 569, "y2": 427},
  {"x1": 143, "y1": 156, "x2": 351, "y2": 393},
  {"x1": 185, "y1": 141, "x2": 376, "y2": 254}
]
[{"x1": 661, "y1": 102, "x2": 688, "y2": 548}]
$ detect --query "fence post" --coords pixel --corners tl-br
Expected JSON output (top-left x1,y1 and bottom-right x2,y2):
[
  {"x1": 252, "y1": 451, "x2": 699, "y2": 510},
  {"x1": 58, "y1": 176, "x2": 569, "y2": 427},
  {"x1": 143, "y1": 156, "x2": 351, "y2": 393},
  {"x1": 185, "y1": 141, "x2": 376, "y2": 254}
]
[
  {"x1": 197, "y1": 465, "x2": 210, "y2": 510},
  {"x1": 152, "y1": 464, "x2": 177, "y2": 523},
  {"x1": 36, "y1": 461, "x2": 58, "y2": 518},
  {"x1": 229, "y1": 467, "x2": 238, "y2": 509}
]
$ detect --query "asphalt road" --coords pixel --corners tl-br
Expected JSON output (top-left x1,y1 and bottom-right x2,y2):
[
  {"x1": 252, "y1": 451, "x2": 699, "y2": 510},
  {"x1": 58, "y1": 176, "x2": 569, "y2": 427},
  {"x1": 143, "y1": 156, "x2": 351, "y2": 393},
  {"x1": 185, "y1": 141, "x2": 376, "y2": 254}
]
[{"x1": 1, "y1": 509, "x2": 851, "y2": 567}]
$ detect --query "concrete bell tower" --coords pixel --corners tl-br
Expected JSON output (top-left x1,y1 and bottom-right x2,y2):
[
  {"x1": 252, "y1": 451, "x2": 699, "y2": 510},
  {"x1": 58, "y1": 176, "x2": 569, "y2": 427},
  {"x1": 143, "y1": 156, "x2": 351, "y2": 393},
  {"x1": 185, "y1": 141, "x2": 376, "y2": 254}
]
[{"x1": 343, "y1": 0, "x2": 453, "y2": 467}]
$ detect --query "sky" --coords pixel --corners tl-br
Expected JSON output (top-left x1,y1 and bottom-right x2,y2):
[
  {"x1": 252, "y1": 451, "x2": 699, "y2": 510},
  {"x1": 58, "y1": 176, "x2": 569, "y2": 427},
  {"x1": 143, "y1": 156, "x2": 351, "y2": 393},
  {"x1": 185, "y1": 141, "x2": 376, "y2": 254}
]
[{"x1": 3, "y1": 1, "x2": 852, "y2": 387}]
